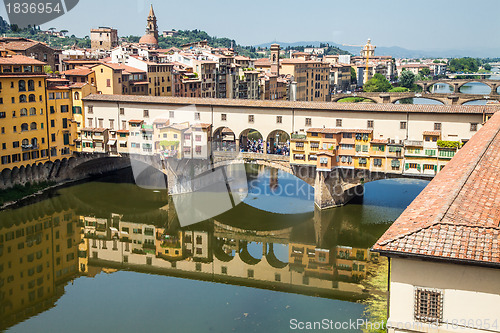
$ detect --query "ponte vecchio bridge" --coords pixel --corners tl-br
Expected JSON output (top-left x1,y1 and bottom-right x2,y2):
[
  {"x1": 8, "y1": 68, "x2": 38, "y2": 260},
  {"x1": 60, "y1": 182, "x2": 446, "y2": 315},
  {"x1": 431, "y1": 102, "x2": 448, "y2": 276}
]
[{"x1": 82, "y1": 95, "x2": 499, "y2": 209}]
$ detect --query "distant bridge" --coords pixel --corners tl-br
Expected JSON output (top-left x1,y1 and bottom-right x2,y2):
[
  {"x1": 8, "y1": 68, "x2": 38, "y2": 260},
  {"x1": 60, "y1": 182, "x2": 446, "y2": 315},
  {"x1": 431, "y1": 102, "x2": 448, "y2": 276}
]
[
  {"x1": 332, "y1": 92, "x2": 500, "y2": 105},
  {"x1": 415, "y1": 79, "x2": 500, "y2": 94}
]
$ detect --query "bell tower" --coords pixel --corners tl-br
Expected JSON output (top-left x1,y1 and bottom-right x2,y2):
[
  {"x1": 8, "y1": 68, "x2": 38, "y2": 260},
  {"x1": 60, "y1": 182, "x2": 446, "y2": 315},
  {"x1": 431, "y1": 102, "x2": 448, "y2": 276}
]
[
  {"x1": 270, "y1": 43, "x2": 280, "y2": 76},
  {"x1": 146, "y1": 5, "x2": 159, "y2": 41}
]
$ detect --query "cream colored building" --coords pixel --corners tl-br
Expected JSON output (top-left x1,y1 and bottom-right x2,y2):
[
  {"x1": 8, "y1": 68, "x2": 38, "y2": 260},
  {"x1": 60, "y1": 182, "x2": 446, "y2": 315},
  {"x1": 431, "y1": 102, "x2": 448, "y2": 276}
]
[{"x1": 81, "y1": 95, "x2": 493, "y2": 152}]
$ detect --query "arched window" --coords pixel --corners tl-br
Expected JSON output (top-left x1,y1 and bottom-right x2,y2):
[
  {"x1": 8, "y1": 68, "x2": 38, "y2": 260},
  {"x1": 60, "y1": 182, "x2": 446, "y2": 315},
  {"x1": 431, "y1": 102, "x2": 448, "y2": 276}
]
[
  {"x1": 18, "y1": 80, "x2": 26, "y2": 91},
  {"x1": 27, "y1": 80, "x2": 35, "y2": 91},
  {"x1": 31, "y1": 138, "x2": 38, "y2": 147},
  {"x1": 29, "y1": 107, "x2": 36, "y2": 116},
  {"x1": 28, "y1": 94, "x2": 36, "y2": 102},
  {"x1": 30, "y1": 122, "x2": 37, "y2": 130},
  {"x1": 20, "y1": 108, "x2": 28, "y2": 116},
  {"x1": 74, "y1": 92, "x2": 80, "y2": 100},
  {"x1": 19, "y1": 94, "x2": 27, "y2": 103},
  {"x1": 22, "y1": 139, "x2": 29, "y2": 146},
  {"x1": 21, "y1": 123, "x2": 29, "y2": 132}
]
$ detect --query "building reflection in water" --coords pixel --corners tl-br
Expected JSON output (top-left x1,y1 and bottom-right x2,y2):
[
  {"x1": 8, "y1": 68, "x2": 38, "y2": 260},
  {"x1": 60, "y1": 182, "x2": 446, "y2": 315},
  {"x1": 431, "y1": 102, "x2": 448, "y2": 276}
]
[{"x1": 0, "y1": 190, "x2": 384, "y2": 330}]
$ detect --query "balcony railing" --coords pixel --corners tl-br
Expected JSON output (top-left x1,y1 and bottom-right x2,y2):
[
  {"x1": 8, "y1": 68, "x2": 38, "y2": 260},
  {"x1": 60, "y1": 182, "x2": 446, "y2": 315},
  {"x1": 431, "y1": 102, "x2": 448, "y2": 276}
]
[{"x1": 21, "y1": 144, "x2": 38, "y2": 150}]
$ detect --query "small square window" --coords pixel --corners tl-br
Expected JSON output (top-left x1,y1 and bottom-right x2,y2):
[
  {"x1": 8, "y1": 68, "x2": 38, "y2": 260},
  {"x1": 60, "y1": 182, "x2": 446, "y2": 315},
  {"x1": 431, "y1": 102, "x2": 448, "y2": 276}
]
[
  {"x1": 248, "y1": 115, "x2": 254, "y2": 123},
  {"x1": 336, "y1": 119, "x2": 342, "y2": 127},
  {"x1": 305, "y1": 118, "x2": 312, "y2": 126},
  {"x1": 434, "y1": 123, "x2": 441, "y2": 131},
  {"x1": 414, "y1": 288, "x2": 443, "y2": 323},
  {"x1": 470, "y1": 123, "x2": 478, "y2": 132},
  {"x1": 221, "y1": 114, "x2": 227, "y2": 121}
]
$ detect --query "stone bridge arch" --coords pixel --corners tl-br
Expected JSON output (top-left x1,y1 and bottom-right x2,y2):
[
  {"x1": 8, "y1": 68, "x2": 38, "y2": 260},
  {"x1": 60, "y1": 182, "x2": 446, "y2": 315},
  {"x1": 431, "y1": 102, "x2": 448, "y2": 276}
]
[
  {"x1": 332, "y1": 95, "x2": 378, "y2": 103},
  {"x1": 420, "y1": 81, "x2": 454, "y2": 93},
  {"x1": 266, "y1": 129, "x2": 290, "y2": 155},
  {"x1": 392, "y1": 95, "x2": 445, "y2": 105},
  {"x1": 457, "y1": 81, "x2": 492, "y2": 94},
  {"x1": 213, "y1": 126, "x2": 237, "y2": 151}
]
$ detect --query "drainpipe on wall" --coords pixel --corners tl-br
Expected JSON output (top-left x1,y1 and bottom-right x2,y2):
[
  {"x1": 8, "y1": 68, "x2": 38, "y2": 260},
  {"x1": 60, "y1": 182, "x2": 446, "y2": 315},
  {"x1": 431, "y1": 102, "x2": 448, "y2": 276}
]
[{"x1": 387, "y1": 257, "x2": 391, "y2": 323}]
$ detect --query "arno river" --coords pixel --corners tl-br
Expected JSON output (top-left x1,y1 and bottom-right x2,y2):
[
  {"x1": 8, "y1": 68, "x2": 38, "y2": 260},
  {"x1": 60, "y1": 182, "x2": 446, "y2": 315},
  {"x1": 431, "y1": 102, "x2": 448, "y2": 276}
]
[{"x1": 0, "y1": 166, "x2": 428, "y2": 332}]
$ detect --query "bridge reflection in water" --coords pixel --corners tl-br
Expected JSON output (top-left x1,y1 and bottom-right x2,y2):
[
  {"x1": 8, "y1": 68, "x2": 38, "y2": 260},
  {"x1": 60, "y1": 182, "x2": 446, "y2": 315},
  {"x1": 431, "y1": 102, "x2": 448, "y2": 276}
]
[{"x1": 0, "y1": 174, "x2": 393, "y2": 330}]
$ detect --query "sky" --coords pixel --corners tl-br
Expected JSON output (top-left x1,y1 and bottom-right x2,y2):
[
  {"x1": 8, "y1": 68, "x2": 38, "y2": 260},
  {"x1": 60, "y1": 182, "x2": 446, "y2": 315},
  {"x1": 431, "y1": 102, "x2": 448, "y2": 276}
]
[{"x1": 0, "y1": 0, "x2": 499, "y2": 53}]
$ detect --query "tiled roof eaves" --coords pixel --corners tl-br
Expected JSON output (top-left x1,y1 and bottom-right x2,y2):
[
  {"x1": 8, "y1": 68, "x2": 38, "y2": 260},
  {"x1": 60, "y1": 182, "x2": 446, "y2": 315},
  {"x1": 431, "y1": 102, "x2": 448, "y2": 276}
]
[
  {"x1": 82, "y1": 94, "x2": 500, "y2": 115},
  {"x1": 371, "y1": 247, "x2": 500, "y2": 269}
]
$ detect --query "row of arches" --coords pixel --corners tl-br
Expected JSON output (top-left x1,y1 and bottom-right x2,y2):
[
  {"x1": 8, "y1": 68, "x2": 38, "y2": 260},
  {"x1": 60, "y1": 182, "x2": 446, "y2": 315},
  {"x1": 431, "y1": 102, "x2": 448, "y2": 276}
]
[
  {"x1": 18, "y1": 107, "x2": 39, "y2": 117},
  {"x1": 19, "y1": 94, "x2": 38, "y2": 103},
  {"x1": 420, "y1": 81, "x2": 498, "y2": 95},
  {"x1": 18, "y1": 79, "x2": 37, "y2": 92},
  {"x1": 20, "y1": 122, "x2": 39, "y2": 132},
  {"x1": 213, "y1": 238, "x2": 289, "y2": 269},
  {"x1": 212, "y1": 127, "x2": 290, "y2": 155},
  {"x1": 0, "y1": 158, "x2": 73, "y2": 188},
  {"x1": 335, "y1": 95, "x2": 494, "y2": 106}
]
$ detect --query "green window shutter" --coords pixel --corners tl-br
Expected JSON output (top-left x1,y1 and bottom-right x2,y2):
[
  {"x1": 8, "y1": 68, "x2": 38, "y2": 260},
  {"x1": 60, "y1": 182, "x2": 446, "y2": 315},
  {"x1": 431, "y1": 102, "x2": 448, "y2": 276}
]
[
  {"x1": 355, "y1": 145, "x2": 361, "y2": 152},
  {"x1": 405, "y1": 163, "x2": 409, "y2": 170}
]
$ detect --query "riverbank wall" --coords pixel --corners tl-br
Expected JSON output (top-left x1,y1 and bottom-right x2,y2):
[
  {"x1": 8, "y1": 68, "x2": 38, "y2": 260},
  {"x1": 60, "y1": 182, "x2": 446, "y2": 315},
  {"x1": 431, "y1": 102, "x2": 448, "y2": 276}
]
[{"x1": 0, "y1": 154, "x2": 131, "y2": 191}]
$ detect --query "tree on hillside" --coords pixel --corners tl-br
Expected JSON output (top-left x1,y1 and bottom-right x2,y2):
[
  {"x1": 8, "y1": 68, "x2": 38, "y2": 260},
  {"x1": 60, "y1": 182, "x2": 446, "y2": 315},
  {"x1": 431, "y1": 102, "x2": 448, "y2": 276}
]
[
  {"x1": 363, "y1": 73, "x2": 392, "y2": 92},
  {"x1": 399, "y1": 71, "x2": 416, "y2": 89},
  {"x1": 448, "y1": 57, "x2": 480, "y2": 73}
]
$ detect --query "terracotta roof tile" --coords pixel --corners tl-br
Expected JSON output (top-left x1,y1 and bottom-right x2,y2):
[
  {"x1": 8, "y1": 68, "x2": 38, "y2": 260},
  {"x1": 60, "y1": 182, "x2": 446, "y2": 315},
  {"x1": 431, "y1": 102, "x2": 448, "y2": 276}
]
[{"x1": 82, "y1": 94, "x2": 500, "y2": 115}]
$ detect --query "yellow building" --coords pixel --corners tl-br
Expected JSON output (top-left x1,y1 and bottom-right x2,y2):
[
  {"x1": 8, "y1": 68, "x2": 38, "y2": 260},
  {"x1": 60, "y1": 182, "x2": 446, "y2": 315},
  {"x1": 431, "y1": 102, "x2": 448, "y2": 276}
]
[
  {"x1": 71, "y1": 82, "x2": 97, "y2": 152},
  {"x1": 157, "y1": 122, "x2": 189, "y2": 159},
  {"x1": 280, "y1": 59, "x2": 330, "y2": 102},
  {"x1": 0, "y1": 55, "x2": 49, "y2": 170},
  {"x1": 353, "y1": 130, "x2": 372, "y2": 169},
  {"x1": 146, "y1": 62, "x2": 173, "y2": 97},
  {"x1": 46, "y1": 78, "x2": 78, "y2": 158},
  {"x1": 91, "y1": 63, "x2": 123, "y2": 95},
  {"x1": 0, "y1": 207, "x2": 79, "y2": 328},
  {"x1": 156, "y1": 228, "x2": 183, "y2": 260}
]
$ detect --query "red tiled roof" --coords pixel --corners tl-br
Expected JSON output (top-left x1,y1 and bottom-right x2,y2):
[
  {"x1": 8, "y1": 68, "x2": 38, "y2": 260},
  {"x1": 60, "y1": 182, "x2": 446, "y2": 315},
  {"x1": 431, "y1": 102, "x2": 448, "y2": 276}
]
[
  {"x1": 82, "y1": 94, "x2": 500, "y2": 115},
  {"x1": 128, "y1": 119, "x2": 143, "y2": 123},
  {"x1": 61, "y1": 67, "x2": 93, "y2": 76},
  {"x1": 306, "y1": 128, "x2": 373, "y2": 134},
  {"x1": 371, "y1": 139, "x2": 388, "y2": 144},
  {"x1": 0, "y1": 55, "x2": 46, "y2": 65},
  {"x1": 423, "y1": 131, "x2": 441, "y2": 136},
  {"x1": 102, "y1": 63, "x2": 145, "y2": 74},
  {"x1": 373, "y1": 111, "x2": 500, "y2": 267},
  {"x1": 0, "y1": 40, "x2": 40, "y2": 51}
]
